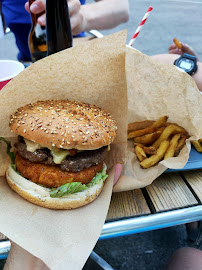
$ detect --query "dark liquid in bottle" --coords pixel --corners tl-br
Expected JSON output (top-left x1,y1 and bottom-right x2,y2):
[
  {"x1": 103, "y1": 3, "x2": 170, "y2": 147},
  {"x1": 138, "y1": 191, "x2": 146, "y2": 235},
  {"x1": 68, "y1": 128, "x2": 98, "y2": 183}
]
[
  {"x1": 28, "y1": 0, "x2": 47, "y2": 62},
  {"x1": 46, "y1": 0, "x2": 72, "y2": 55}
]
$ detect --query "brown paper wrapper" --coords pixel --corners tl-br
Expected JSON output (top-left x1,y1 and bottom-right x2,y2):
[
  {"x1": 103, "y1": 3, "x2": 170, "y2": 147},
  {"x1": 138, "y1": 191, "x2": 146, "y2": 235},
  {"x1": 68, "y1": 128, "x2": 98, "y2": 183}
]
[
  {"x1": 0, "y1": 31, "x2": 128, "y2": 269},
  {"x1": 113, "y1": 47, "x2": 202, "y2": 192}
]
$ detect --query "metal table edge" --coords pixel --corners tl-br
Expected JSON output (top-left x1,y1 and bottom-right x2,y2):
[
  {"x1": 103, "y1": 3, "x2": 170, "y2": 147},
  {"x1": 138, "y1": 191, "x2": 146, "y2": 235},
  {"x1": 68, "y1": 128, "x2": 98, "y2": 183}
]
[{"x1": 99, "y1": 205, "x2": 202, "y2": 240}]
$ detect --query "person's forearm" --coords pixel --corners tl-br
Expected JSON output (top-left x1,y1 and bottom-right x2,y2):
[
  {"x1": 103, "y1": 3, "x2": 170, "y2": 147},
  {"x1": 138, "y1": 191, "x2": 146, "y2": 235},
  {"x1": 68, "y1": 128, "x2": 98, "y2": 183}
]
[
  {"x1": 151, "y1": 54, "x2": 202, "y2": 92},
  {"x1": 81, "y1": 0, "x2": 129, "y2": 31},
  {"x1": 4, "y1": 242, "x2": 50, "y2": 270}
]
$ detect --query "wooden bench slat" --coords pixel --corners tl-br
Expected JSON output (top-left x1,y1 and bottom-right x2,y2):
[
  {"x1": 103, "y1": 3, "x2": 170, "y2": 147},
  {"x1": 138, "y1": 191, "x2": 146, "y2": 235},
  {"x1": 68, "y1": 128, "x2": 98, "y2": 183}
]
[
  {"x1": 182, "y1": 169, "x2": 202, "y2": 202},
  {"x1": 107, "y1": 189, "x2": 150, "y2": 221},
  {"x1": 145, "y1": 173, "x2": 198, "y2": 212}
]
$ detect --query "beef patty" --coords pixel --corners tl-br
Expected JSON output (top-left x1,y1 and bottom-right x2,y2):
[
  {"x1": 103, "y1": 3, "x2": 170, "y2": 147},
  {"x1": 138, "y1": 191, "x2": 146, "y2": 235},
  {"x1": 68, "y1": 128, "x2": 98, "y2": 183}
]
[{"x1": 15, "y1": 136, "x2": 108, "y2": 172}]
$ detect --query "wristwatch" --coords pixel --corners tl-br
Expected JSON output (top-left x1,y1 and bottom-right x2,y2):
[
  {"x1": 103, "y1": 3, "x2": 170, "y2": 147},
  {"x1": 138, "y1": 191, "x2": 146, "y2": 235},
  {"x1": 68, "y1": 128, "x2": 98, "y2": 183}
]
[{"x1": 174, "y1": 53, "x2": 198, "y2": 75}]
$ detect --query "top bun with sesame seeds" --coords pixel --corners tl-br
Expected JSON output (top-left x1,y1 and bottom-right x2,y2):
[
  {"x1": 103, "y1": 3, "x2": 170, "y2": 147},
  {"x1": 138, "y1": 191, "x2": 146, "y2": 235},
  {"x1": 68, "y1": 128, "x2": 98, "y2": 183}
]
[{"x1": 9, "y1": 99, "x2": 117, "y2": 150}]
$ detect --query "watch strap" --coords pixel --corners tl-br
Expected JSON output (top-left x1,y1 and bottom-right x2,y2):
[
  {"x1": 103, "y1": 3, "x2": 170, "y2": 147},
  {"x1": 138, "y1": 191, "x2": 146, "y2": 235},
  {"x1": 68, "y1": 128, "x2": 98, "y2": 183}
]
[{"x1": 182, "y1": 53, "x2": 197, "y2": 62}]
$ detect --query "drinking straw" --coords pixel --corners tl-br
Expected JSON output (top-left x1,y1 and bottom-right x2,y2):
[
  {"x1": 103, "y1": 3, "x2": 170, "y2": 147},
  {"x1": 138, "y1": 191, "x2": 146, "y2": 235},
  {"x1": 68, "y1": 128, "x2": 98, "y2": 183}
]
[{"x1": 128, "y1": 6, "x2": 153, "y2": 47}]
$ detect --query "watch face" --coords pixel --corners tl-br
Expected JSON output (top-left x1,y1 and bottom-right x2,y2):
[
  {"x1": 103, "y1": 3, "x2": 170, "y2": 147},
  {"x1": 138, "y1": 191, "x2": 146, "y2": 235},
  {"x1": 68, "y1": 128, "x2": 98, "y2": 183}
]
[
  {"x1": 179, "y1": 60, "x2": 192, "y2": 70},
  {"x1": 179, "y1": 59, "x2": 193, "y2": 71}
]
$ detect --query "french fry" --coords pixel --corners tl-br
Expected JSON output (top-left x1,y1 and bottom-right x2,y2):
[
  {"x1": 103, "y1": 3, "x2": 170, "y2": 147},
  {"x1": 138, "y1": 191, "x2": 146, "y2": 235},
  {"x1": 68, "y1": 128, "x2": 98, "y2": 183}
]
[
  {"x1": 152, "y1": 124, "x2": 188, "y2": 149},
  {"x1": 134, "y1": 130, "x2": 162, "y2": 145},
  {"x1": 173, "y1": 37, "x2": 182, "y2": 49},
  {"x1": 151, "y1": 116, "x2": 168, "y2": 128},
  {"x1": 134, "y1": 143, "x2": 144, "y2": 148},
  {"x1": 134, "y1": 144, "x2": 157, "y2": 155},
  {"x1": 191, "y1": 141, "x2": 202, "y2": 153},
  {"x1": 164, "y1": 134, "x2": 181, "y2": 159},
  {"x1": 134, "y1": 145, "x2": 147, "y2": 162},
  {"x1": 128, "y1": 120, "x2": 154, "y2": 133},
  {"x1": 174, "y1": 135, "x2": 187, "y2": 156},
  {"x1": 129, "y1": 117, "x2": 190, "y2": 169},
  {"x1": 128, "y1": 126, "x2": 157, "y2": 139},
  {"x1": 140, "y1": 141, "x2": 170, "y2": 169},
  {"x1": 143, "y1": 146, "x2": 157, "y2": 155}
]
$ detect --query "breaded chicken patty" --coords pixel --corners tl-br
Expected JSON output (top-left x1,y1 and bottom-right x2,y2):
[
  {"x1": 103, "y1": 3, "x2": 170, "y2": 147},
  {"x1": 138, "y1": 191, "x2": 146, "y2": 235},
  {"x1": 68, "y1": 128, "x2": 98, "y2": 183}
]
[{"x1": 15, "y1": 153, "x2": 103, "y2": 188}]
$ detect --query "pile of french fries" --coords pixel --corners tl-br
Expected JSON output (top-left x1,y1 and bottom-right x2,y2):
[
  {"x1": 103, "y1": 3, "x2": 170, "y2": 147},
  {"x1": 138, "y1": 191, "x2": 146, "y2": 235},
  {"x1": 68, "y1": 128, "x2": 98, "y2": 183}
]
[
  {"x1": 128, "y1": 116, "x2": 189, "y2": 169},
  {"x1": 191, "y1": 139, "x2": 202, "y2": 153}
]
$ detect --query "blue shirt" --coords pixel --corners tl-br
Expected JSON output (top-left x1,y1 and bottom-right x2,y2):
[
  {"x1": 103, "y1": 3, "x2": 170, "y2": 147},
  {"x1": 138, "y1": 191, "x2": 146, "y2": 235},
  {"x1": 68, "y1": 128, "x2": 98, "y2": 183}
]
[{"x1": 1, "y1": 0, "x2": 86, "y2": 61}]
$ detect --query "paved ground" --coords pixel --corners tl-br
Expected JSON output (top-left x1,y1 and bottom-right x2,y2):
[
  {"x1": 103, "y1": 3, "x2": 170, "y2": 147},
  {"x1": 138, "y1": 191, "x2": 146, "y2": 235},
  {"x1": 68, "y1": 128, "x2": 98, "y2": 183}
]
[
  {"x1": 83, "y1": 225, "x2": 188, "y2": 270},
  {"x1": 0, "y1": 0, "x2": 201, "y2": 269}
]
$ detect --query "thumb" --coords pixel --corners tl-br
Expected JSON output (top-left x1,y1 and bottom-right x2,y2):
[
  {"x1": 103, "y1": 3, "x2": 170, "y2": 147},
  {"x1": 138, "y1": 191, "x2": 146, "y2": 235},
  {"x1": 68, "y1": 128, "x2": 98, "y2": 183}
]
[{"x1": 113, "y1": 163, "x2": 123, "y2": 186}]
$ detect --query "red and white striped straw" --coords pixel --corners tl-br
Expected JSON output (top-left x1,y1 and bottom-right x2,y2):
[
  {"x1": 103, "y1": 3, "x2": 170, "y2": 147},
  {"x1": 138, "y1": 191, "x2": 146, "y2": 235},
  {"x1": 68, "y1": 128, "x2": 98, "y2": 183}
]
[{"x1": 129, "y1": 6, "x2": 153, "y2": 47}]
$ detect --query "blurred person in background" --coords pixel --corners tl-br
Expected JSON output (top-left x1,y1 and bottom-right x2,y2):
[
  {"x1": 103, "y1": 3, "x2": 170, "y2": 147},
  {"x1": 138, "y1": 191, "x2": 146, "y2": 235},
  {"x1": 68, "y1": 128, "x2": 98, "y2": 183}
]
[
  {"x1": 0, "y1": 0, "x2": 32, "y2": 62},
  {"x1": 0, "y1": 0, "x2": 129, "y2": 63}
]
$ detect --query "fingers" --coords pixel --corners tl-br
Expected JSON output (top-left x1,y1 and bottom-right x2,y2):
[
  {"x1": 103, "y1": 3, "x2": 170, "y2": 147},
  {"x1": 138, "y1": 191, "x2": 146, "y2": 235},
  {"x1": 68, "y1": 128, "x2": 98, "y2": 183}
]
[
  {"x1": 169, "y1": 48, "x2": 182, "y2": 55},
  {"x1": 113, "y1": 163, "x2": 123, "y2": 186},
  {"x1": 29, "y1": 0, "x2": 46, "y2": 14},
  {"x1": 168, "y1": 42, "x2": 198, "y2": 58},
  {"x1": 37, "y1": 13, "x2": 46, "y2": 26},
  {"x1": 24, "y1": 2, "x2": 30, "y2": 13},
  {"x1": 25, "y1": 0, "x2": 46, "y2": 26},
  {"x1": 168, "y1": 44, "x2": 182, "y2": 55},
  {"x1": 68, "y1": 0, "x2": 81, "y2": 16},
  {"x1": 70, "y1": 13, "x2": 84, "y2": 35},
  {"x1": 68, "y1": 0, "x2": 85, "y2": 35},
  {"x1": 168, "y1": 44, "x2": 177, "y2": 50}
]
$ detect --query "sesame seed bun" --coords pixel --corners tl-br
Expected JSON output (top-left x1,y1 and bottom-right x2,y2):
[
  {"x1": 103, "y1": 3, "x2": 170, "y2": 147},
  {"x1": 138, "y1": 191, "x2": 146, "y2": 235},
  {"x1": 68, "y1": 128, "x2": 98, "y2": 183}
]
[
  {"x1": 6, "y1": 164, "x2": 104, "y2": 209},
  {"x1": 9, "y1": 100, "x2": 117, "y2": 150}
]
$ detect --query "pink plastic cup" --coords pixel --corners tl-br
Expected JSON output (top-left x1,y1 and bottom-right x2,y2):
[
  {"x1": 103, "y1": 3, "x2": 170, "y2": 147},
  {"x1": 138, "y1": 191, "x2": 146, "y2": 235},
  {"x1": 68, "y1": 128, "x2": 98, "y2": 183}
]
[{"x1": 0, "y1": 60, "x2": 25, "y2": 90}]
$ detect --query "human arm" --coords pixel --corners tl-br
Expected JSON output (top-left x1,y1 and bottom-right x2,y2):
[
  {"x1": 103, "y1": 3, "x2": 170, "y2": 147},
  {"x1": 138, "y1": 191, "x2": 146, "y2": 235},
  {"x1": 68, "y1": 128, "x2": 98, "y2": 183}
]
[
  {"x1": 3, "y1": 241, "x2": 50, "y2": 270},
  {"x1": 25, "y1": 0, "x2": 129, "y2": 36},
  {"x1": 151, "y1": 54, "x2": 202, "y2": 92}
]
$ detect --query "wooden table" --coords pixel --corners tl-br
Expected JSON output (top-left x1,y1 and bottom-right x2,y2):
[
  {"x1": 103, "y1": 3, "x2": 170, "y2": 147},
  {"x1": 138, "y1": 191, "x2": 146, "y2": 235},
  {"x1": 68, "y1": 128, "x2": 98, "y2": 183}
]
[
  {"x1": 0, "y1": 169, "x2": 202, "y2": 258},
  {"x1": 100, "y1": 169, "x2": 202, "y2": 239}
]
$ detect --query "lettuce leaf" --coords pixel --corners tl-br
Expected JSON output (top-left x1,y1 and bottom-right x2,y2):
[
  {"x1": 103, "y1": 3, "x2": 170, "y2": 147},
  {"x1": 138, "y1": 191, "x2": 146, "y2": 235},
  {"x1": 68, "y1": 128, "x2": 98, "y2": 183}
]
[
  {"x1": 50, "y1": 164, "x2": 108, "y2": 198},
  {"x1": 0, "y1": 137, "x2": 16, "y2": 164}
]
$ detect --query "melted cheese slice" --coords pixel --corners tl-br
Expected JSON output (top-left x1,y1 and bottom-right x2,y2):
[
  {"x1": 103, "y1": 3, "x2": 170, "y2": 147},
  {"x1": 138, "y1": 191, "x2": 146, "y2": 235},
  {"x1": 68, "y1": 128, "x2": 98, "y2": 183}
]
[
  {"x1": 24, "y1": 139, "x2": 41, "y2": 152},
  {"x1": 24, "y1": 139, "x2": 70, "y2": 164},
  {"x1": 24, "y1": 139, "x2": 109, "y2": 164},
  {"x1": 50, "y1": 149, "x2": 70, "y2": 164}
]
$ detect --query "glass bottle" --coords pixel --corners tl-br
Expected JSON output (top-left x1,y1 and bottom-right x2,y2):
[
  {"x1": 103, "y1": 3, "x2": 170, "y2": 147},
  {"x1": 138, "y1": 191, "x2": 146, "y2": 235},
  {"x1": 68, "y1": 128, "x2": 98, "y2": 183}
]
[
  {"x1": 28, "y1": 0, "x2": 47, "y2": 62},
  {"x1": 46, "y1": 0, "x2": 73, "y2": 56}
]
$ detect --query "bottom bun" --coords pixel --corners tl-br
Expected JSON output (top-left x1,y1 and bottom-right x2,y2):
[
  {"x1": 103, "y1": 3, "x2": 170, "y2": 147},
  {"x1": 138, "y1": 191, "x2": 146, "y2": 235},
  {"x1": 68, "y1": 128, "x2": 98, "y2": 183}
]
[{"x1": 6, "y1": 165, "x2": 105, "y2": 210}]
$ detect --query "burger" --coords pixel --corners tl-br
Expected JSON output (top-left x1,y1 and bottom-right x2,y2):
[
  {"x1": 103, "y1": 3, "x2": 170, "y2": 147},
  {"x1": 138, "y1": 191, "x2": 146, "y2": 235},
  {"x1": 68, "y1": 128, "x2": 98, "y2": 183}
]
[{"x1": 4, "y1": 99, "x2": 117, "y2": 209}]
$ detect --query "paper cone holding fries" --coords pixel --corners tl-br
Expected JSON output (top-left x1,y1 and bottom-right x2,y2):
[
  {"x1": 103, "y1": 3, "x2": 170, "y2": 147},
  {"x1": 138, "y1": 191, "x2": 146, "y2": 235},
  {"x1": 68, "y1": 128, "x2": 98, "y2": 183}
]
[{"x1": 113, "y1": 46, "x2": 202, "y2": 192}]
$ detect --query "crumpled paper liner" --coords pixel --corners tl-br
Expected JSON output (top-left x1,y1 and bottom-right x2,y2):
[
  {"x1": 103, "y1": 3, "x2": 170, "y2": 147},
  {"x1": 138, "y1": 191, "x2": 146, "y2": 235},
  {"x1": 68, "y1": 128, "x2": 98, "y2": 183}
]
[
  {"x1": 113, "y1": 47, "x2": 202, "y2": 192},
  {"x1": 0, "y1": 31, "x2": 128, "y2": 270}
]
